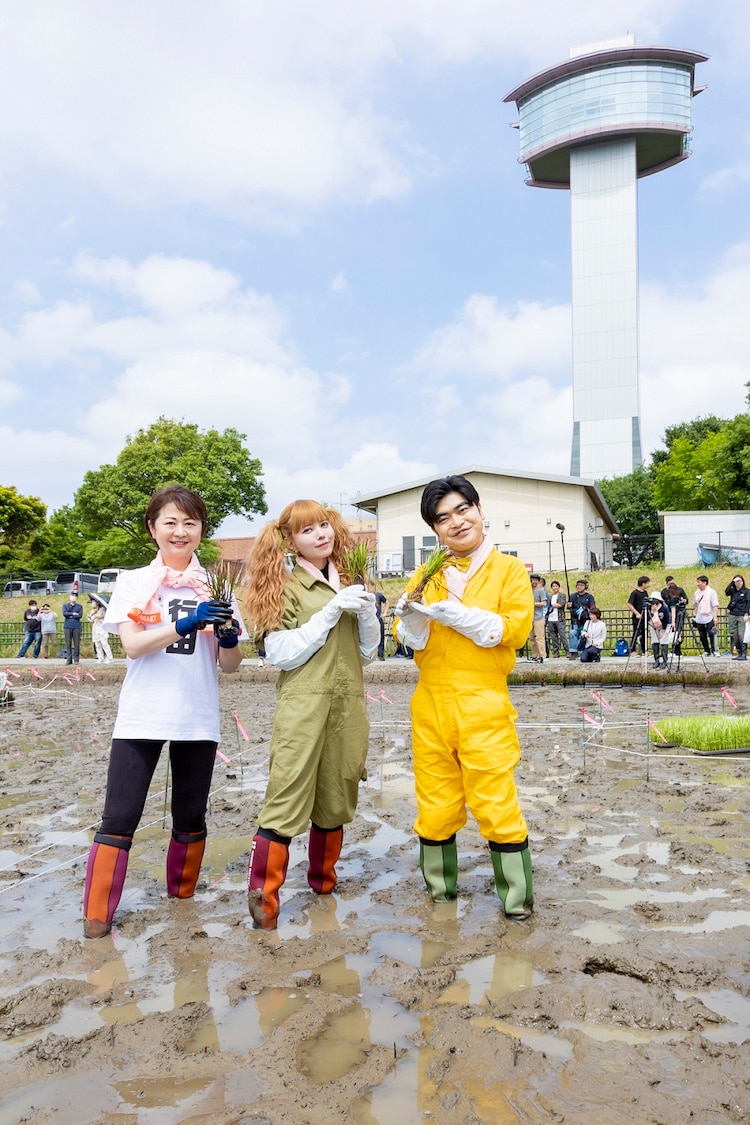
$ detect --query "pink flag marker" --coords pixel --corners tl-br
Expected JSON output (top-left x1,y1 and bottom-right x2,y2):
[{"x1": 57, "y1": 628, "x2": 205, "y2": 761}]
[
  {"x1": 365, "y1": 691, "x2": 379, "y2": 703},
  {"x1": 379, "y1": 690, "x2": 393, "y2": 704},
  {"x1": 30, "y1": 667, "x2": 43, "y2": 681},
  {"x1": 721, "y1": 686, "x2": 738, "y2": 709},
  {"x1": 86, "y1": 671, "x2": 96, "y2": 681},
  {"x1": 233, "y1": 711, "x2": 249, "y2": 740},
  {"x1": 648, "y1": 716, "x2": 669, "y2": 743},
  {"x1": 216, "y1": 748, "x2": 231, "y2": 763},
  {"x1": 580, "y1": 706, "x2": 603, "y2": 729},
  {"x1": 5, "y1": 667, "x2": 20, "y2": 679},
  {"x1": 590, "y1": 689, "x2": 615, "y2": 713}
]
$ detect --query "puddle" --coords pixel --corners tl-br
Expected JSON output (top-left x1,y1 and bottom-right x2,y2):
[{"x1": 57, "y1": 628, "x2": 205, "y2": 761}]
[
  {"x1": 560, "y1": 1020, "x2": 683, "y2": 1045},
  {"x1": 571, "y1": 919, "x2": 630, "y2": 944},
  {"x1": 437, "y1": 952, "x2": 544, "y2": 1006},
  {"x1": 649, "y1": 909, "x2": 750, "y2": 934},
  {"x1": 298, "y1": 953, "x2": 420, "y2": 1082},
  {"x1": 471, "y1": 1015, "x2": 574, "y2": 1060},
  {"x1": 676, "y1": 987, "x2": 750, "y2": 1044}
]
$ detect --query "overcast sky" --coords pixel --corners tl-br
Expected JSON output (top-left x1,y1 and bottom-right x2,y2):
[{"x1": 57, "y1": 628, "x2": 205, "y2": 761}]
[{"x1": 1, "y1": 1, "x2": 748, "y2": 535}]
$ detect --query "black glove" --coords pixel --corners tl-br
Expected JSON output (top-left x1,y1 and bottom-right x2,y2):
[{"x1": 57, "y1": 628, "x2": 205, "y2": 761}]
[
  {"x1": 215, "y1": 617, "x2": 241, "y2": 648},
  {"x1": 175, "y1": 600, "x2": 232, "y2": 638}
]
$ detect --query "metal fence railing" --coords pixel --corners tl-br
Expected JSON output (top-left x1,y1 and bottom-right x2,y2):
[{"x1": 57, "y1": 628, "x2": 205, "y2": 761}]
[
  {"x1": 0, "y1": 622, "x2": 124, "y2": 658},
  {"x1": 2, "y1": 610, "x2": 737, "y2": 661},
  {"x1": 381, "y1": 608, "x2": 735, "y2": 660}
]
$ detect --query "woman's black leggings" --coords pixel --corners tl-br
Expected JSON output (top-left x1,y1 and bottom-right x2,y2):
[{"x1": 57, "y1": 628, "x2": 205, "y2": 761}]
[{"x1": 99, "y1": 739, "x2": 217, "y2": 836}]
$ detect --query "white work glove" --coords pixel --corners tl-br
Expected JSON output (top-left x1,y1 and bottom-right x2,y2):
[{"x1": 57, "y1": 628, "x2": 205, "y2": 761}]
[
  {"x1": 320, "y1": 584, "x2": 370, "y2": 626},
  {"x1": 408, "y1": 600, "x2": 504, "y2": 648},
  {"x1": 265, "y1": 587, "x2": 378, "y2": 671},
  {"x1": 393, "y1": 592, "x2": 431, "y2": 651}
]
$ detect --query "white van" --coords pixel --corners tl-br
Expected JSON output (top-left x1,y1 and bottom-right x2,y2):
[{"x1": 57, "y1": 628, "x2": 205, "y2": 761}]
[
  {"x1": 55, "y1": 571, "x2": 99, "y2": 595},
  {"x1": 98, "y1": 568, "x2": 123, "y2": 593},
  {"x1": 2, "y1": 580, "x2": 30, "y2": 598},
  {"x1": 27, "y1": 579, "x2": 56, "y2": 597}
]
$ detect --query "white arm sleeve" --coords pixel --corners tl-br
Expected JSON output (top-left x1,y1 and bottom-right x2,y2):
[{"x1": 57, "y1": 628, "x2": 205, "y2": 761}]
[
  {"x1": 357, "y1": 611, "x2": 380, "y2": 662},
  {"x1": 394, "y1": 614, "x2": 431, "y2": 651},
  {"x1": 425, "y1": 601, "x2": 504, "y2": 648},
  {"x1": 264, "y1": 604, "x2": 340, "y2": 671}
]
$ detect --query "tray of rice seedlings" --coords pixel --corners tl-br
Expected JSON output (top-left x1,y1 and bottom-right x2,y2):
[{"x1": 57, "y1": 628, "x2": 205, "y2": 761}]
[
  {"x1": 202, "y1": 561, "x2": 241, "y2": 639},
  {"x1": 406, "y1": 544, "x2": 456, "y2": 602},
  {"x1": 341, "y1": 541, "x2": 373, "y2": 587},
  {"x1": 648, "y1": 715, "x2": 750, "y2": 755}
]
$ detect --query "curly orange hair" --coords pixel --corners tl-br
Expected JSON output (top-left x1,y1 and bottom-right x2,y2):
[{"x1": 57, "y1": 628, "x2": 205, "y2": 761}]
[{"x1": 243, "y1": 501, "x2": 355, "y2": 637}]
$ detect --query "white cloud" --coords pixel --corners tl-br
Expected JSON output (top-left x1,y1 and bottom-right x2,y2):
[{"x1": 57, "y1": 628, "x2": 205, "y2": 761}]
[
  {"x1": 408, "y1": 295, "x2": 571, "y2": 383},
  {"x1": 0, "y1": 1, "x2": 688, "y2": 224}
]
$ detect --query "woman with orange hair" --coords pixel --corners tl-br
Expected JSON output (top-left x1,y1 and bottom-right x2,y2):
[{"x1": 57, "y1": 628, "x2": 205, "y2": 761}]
[{"x1": 244, "y1": 500, "x2": 379, "y2": 929}]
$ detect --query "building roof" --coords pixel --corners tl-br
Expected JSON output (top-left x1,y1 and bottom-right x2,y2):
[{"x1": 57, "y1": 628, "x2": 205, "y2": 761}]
[
  {"x1": 351, "y1": 465, "x2": 619, "y2": 532},
  {"x1": 503, "y1": 45, "x2": 709, "y2": 105}
]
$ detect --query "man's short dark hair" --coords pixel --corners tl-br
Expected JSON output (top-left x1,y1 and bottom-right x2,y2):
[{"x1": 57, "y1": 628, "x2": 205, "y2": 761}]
[
  {"x1": 697, "y1": 575, "x2": 709, "y2": 583},
  {"x1": 576, "y1": 579, "x2": 588, "y2": 588},
  {"x1": 529, "y1": 573, "x2": 541, "y2": 580},
  {"x1": 637, "y1": 576, "x2": 650, "y2": 587},
  {"x1": 420, "y1": 475, "x2": 480, "y2": 527}
]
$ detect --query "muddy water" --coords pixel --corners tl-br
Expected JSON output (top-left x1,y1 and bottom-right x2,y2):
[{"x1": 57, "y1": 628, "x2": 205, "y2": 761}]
[{"x1": 1, "y1": 671, "x2": 750, "y2": 1123}]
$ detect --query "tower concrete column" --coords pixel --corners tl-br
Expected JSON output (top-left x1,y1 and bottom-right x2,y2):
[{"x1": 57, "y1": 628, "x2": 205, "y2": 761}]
[{"x1": 569, "y1": 138, "x2": 642, "y2": 477}]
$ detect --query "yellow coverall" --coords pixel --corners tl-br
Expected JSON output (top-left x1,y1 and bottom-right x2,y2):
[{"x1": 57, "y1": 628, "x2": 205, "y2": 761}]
[{"x1": 401, "y1": 550, "x2": 533, "y2": 844}]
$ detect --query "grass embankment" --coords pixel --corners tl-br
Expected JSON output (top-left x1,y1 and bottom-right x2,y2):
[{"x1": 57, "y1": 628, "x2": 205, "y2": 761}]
[{"x1": 374, "y1": 564, "x2": 742, "y2": 612}]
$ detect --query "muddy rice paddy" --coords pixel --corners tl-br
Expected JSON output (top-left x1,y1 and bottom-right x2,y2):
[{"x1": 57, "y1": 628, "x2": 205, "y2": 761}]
[{"x1": 1, "y1": 659, "x2": 749, "y2": 1124}]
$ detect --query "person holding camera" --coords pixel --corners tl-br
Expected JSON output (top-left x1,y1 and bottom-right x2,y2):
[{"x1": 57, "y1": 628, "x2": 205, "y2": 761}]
[
  {"x1": 725, "y1": 574, "x2": 750, "y2": 661},
  {"x1": 567, "y1": 579, "x2": 595, "y2": 658},
  {"x1": 626, "y1": 576, "x2": 651, "y2": 656},
  {"x1": 648, "y1": 591, "x2": 672, "y2": 669}
]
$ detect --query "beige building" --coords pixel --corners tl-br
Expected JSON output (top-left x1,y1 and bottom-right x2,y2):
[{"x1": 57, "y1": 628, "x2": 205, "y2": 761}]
[{"x1": 352, "y1": 466, "x2": 618, "y2": 577}]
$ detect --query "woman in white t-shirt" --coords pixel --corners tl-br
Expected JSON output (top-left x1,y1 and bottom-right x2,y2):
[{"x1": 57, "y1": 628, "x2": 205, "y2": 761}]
[{"x1": 82, "y1": 486, "x2": 243, "y2": 939}]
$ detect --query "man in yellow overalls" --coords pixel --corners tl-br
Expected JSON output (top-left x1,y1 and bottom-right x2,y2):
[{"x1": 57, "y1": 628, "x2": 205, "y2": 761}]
[{"x1": 394, "y1": 476, "x2": 534, "y2": 917}]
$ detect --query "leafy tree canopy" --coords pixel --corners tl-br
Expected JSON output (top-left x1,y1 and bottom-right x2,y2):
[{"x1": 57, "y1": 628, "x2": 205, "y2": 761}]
[
  {"x1": 72, "y1": 418, "x2": 266, "y2": 566},
  {"x1": 597, "y1": 464, "x2": 661, "y2": 566},
  {"x1": 650, "y1": 415, "x2": 727, "y2": 467},
  {"x1": 0, "y1": 484, "x2": 46, "y2": 545},
  {"x1": 652, "y1": 416, "x2": 750, "y2": 512}
]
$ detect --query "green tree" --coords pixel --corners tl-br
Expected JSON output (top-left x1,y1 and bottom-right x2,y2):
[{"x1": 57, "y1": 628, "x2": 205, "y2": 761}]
[
  {"x1": 597, "y1": 464, "x2": 660, "y2": 566},
  {"x1": 0, "y1": 484, "x2": 47, "y2": 545},
  {"x1": 711, "y1": 414, "x2": 750, "y2": 509},
  {"x1": 31, "y1": 505, "x2": 90, "y2": 569},
  {"x1": 651, "y1": 416, "x2": 726, "y2": 468},
  {"x1": 73, "y1": 418, "x2": 267, "y2": 565}
]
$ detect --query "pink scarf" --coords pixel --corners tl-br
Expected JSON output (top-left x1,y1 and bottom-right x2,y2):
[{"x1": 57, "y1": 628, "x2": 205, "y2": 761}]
[
  {"x1": 295, "y1": 557, "x2": 341, "y2": 592},
  {"x1": 128, "y1": 552, "x2": 208, "y2": 624},
  {"x1": 444, "y1": 535, "x2": 494, "y2": 602}
]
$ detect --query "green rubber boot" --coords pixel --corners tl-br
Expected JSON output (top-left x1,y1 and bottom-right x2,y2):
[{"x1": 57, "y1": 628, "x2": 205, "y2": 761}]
[
  {"x1": 419, "y1": 834, "x2": 458, "y2": 902},
  {"x1": 489, "y1": 839, "x2": 533, "y2": 918}
]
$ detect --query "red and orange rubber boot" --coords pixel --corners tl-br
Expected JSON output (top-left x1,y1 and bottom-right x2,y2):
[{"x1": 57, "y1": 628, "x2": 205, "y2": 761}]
[
  {"x1": 83, "y1": 832, "x2": 132, "y2": 938},
  {"x1": 166, "y1": 827, "x2": 207, "y2": 898},
  {"x1": 247, "y1": 828, "x2": 290, "y2": 930},
  {"x1": 307, "y1": 823, "x2": 343, "y2": 894}
]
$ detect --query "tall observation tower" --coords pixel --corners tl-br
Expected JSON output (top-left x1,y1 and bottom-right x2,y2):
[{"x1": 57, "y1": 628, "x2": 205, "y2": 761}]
[{"x1": 504, "y1": 35, "x2": 707, "y2": 479}]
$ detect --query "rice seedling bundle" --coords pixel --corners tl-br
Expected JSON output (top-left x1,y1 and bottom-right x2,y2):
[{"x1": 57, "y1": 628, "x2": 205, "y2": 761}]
[
  {"x1": 407, "y1": 544, "x2": 456, "y2": 602},
  {"x1": 649, "y1": 715, "x2": 750, "y2": 752},
  {"x1": 341, "y1": 542, "x2": 373, "y2": 587}
]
